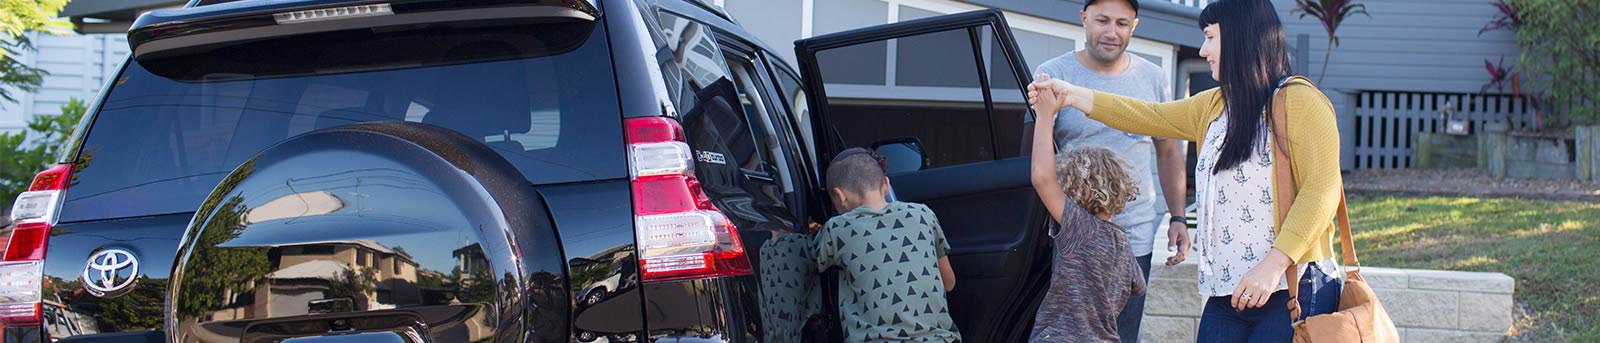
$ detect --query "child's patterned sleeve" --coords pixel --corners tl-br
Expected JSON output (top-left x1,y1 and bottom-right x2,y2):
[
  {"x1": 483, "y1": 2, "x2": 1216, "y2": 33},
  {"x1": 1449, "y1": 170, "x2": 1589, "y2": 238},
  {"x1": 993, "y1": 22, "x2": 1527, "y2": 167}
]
[
  {"x1": 924, "y1": 207, "x2": 950, "y2": 259},
  {"x1": 1055, "y1": 201, "x2": 1100, "y2": 246},
  {"x1": 1059, "y1": 197, "x2": 1097, "y2": 227},
  {"x1": 813, "y1": 221, "x2": 840, "y2": 270}
]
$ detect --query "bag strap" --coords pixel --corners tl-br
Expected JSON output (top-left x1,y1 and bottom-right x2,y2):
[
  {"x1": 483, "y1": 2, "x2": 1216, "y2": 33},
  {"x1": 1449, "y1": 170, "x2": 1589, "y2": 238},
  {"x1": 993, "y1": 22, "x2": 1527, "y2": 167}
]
[{"x1": 1269, "y1": 76, "x2": 1360, "y2": 321}]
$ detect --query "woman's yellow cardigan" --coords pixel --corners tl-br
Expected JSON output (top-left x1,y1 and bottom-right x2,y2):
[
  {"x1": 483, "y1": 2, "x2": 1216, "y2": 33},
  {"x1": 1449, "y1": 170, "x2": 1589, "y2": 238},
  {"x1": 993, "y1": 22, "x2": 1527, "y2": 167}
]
[{"x1": 1085, "y1": 78, "x2": 1341, "y2": 265}]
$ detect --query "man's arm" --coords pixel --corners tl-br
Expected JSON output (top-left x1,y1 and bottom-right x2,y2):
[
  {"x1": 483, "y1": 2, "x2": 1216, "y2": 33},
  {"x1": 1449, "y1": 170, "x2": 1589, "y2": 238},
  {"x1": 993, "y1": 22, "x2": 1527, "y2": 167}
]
[
  {"x1": 1156, "y1": 139, "x2": 1190, "y2": 265},
  {"x1": 1153, "y1": 74, "x2": 1191, "y2": 266}
]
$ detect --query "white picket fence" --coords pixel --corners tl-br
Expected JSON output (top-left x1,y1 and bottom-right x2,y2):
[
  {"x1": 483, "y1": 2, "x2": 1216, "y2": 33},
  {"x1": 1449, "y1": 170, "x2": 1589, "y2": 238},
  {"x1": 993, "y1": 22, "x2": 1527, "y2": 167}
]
[
  {"x1": 1350, "y1": 91, "x2": 1536, "y2": 169},
  {"x1": 1164, "y1": 0, "x2": 1212, "y2": 8}
]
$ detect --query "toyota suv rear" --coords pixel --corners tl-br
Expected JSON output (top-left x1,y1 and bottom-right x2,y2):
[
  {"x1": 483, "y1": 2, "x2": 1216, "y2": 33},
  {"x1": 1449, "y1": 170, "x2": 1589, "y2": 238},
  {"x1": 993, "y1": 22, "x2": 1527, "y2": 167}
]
[{"x1": 1, "y1": 1, "x2": 1057, "y2": 342}]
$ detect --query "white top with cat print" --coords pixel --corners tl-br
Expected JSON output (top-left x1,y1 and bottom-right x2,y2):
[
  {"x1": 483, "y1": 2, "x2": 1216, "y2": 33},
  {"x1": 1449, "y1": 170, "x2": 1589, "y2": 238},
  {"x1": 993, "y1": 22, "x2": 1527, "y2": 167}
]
[{"x1": 1193, "y1": 111, "x2": 1338, "y2": 297}]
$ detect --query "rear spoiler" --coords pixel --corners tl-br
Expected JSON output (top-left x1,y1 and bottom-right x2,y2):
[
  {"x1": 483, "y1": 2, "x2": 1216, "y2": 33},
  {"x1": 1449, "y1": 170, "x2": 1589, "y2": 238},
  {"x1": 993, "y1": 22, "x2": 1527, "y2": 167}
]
[{"x1": 128, "y1": 0, "x2": 600, "y2": 60}]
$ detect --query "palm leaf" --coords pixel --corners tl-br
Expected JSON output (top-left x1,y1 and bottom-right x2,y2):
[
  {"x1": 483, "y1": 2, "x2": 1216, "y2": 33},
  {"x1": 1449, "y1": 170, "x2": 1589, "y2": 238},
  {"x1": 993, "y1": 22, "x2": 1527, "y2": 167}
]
[{"x1": 1293, "y1": 0, "x2": 1372, "y2": 83}]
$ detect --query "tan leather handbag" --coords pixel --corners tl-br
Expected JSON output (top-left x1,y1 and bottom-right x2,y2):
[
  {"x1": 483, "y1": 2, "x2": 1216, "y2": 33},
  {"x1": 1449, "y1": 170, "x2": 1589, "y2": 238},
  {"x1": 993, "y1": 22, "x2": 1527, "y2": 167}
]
[{"x1": 1268, "y1": 76, "x2": 1401, "y2": 343}]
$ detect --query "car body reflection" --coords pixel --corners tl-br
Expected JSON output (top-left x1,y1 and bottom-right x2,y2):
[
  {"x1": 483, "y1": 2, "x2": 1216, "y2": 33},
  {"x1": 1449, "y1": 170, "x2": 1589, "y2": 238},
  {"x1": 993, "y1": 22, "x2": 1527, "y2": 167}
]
[
  {"x1": 571, "y1": 245, "x2": 641, "y2": 342},
  {"x1": 167, "y1": 134, "x2": 565, "y2": 342}
]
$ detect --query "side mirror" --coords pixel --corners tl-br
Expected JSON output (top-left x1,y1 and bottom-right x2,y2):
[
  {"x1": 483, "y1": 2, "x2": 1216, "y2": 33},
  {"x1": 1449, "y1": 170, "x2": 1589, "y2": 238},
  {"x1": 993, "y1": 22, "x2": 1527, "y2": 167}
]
[{"x1": 871, "y1": 138, "x2": 927, "y2": 174}]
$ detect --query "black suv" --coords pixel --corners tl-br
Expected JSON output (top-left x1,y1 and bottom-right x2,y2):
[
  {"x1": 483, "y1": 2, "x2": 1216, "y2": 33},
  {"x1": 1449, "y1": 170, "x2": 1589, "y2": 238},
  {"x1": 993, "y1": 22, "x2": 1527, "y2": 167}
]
[{"x1": 0, "y1": 0, "x2": 1055, "y2": 342}]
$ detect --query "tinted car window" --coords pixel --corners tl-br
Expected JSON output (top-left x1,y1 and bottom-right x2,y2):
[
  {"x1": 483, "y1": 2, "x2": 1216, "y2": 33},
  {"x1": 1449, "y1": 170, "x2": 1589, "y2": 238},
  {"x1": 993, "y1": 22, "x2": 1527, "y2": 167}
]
[
  {"x1": 814, "y1": 27, "x2": 996, "y2": 169},
  {"x1": 769, "y1": 67, "x2": 816, "y2": 171},
  {"x1": 62, "y1": 20, "x2": 623, "y2": 222}
]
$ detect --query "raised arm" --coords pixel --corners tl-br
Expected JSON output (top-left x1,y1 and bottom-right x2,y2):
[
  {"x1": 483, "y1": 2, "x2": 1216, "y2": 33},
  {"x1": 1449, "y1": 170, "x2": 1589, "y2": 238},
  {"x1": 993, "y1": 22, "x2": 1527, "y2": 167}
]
[
  {"x1": 1043, "y1": 78, "x2": 1222, "y2": 142},
  {"x1": 1027, "y1": 77, "x2": 1069, "y2": 223}
]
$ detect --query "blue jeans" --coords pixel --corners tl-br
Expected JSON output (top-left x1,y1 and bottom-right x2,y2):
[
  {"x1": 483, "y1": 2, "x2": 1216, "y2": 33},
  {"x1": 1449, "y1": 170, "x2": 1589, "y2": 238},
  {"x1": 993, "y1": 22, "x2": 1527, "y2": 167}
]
[
  {"x1": 1116, "y1": 254, "x2": 1152, "y2": 343},
  {"x1": 1196, "y1": 263, "x2": 1341, "y2": 343}
]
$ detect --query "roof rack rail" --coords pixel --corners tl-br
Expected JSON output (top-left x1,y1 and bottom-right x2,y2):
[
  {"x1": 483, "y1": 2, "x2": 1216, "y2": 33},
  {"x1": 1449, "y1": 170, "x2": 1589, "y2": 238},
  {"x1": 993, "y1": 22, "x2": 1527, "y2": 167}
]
[
  {"x1": 682, "y1": 0, "x2": 734, "y2": 23},
  {"x1": 187, "y1": 0, "x2": 248, "y2": 6}
]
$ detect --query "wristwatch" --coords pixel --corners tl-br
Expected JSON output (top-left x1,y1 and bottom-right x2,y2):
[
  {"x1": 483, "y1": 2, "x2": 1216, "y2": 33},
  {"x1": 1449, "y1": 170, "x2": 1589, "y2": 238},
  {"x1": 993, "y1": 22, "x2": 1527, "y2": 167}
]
[{"x1": 1169, "y1": 215, "x2": 1187, "y2": 225}]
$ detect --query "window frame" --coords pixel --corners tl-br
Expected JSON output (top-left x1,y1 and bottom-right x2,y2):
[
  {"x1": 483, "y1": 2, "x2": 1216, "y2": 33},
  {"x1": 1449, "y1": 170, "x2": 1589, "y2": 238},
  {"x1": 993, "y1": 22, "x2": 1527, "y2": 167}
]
[{"x1": 712, "y1": 31, "x2": 813, "y2": 225}]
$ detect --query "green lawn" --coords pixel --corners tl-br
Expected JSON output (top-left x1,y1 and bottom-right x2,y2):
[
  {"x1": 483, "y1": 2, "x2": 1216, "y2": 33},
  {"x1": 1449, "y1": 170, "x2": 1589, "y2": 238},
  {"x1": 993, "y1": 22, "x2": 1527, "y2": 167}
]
[{"x1": 1347, "y1": 194, "x2": 1600, "y2": 342}]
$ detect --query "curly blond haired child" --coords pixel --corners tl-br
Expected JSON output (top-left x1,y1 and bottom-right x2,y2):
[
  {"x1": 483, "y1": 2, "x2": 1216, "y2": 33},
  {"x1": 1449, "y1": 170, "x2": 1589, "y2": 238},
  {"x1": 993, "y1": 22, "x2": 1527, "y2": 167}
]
[{"x1": 1026, "y1": 84, "x2": 1147, "y2": 342}]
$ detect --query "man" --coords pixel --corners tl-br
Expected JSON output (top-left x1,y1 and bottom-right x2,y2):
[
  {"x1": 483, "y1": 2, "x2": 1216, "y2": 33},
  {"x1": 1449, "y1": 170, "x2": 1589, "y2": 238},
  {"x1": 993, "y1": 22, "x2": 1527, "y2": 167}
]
[{"x1": 1022, "y1": 0, "x2": 1190, "y2": 341}]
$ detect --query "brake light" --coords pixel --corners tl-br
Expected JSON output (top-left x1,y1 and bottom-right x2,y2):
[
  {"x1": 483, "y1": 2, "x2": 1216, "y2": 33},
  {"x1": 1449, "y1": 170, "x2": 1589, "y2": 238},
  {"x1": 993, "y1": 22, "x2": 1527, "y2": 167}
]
[
  {"x1": 2, "y1": 163, "x2": 73, "y2": 327},
  {"x1": 626, "y1": 117, "x2": 751, "y2": 282},
  {"x1": 273, "y1": 4, "x2": 393, "y2": 24}
]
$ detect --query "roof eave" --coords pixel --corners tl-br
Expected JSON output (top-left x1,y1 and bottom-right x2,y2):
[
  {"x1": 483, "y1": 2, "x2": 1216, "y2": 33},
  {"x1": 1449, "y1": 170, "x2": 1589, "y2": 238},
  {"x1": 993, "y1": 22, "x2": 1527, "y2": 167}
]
[{"x1": 958, "y1": 0, "x2": 1204, "y2": 49}]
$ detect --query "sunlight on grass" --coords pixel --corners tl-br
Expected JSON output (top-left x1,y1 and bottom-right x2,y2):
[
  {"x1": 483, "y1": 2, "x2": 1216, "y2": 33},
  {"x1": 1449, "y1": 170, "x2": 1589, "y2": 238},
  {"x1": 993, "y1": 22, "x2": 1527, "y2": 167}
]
[
  {"x1": 1350, "y1": 222, "x2": 1428, "y2": 242},
  {"x1": 1559, "y1": 220, "x2": 1585, "y2": 231},
  {"x1": 1450, "y1": 255, "x2": 1499, "y2": 269},
  {"x1": 1348, "y1": 194, "x2": 1600, "y2": 341}
]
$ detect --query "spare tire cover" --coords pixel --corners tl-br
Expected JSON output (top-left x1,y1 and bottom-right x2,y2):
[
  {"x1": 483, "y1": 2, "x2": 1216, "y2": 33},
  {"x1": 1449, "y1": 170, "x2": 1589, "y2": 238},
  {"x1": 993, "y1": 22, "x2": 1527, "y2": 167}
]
[{"x1": 166, "y1": 121, "x2": 566, "y2": 343}]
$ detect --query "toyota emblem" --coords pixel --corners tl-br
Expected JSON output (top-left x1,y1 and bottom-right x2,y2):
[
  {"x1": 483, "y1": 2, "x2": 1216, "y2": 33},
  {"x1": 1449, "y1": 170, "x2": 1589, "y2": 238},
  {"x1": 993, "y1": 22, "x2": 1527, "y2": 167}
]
[{"x1": 82, "y1": 249, "x2": 140, "y2": 297}]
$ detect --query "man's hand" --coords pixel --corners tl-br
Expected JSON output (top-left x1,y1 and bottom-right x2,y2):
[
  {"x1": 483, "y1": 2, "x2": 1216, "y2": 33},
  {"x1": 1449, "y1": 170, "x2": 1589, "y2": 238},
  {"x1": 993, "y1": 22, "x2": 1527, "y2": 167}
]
[{"x1": 1164, "y1": 220, "x2": 1190, "y2": 266}]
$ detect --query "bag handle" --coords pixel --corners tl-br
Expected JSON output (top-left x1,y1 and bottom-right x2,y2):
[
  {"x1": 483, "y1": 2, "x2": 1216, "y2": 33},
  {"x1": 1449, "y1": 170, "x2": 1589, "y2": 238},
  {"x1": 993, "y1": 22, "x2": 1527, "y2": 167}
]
[{"x1": 1269, "y1": 76, "x2": 1360, "y2": 321}]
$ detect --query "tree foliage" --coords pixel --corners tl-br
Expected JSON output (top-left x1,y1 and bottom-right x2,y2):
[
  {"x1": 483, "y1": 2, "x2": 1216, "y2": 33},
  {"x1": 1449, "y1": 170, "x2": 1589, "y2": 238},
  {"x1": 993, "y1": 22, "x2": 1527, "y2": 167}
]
[
  {"x1": 1, "y1": 0, "x2": 71, "y2": 104},
  {"x1": 325, "y1": 266, "x2": 378, "y2": 310},
  {"x1": 173, "y1": 161, "x2": 273, "y2": 320},
  {"x1": 1, "y1": 98, "x2": 85, "y2": 210},
  {"x1": 1508, "y1": 0, "x2": 1600, "y2": 126},
  {"x1": 1292, "y1": 0, "x2": 1371, "y2": 84}
]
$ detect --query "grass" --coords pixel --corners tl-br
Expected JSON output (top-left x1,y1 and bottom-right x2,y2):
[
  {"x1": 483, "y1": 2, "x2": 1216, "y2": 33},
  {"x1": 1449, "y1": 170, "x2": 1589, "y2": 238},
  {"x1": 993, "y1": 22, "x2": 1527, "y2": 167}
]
[{"x1": 1346, "y1": 194, "x2": 1600, "y2": 342}]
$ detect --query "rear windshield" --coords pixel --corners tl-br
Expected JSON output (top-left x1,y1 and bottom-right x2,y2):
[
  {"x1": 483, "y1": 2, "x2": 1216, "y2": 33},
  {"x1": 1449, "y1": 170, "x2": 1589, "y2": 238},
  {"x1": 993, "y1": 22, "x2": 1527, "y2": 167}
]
[{"x1": 61, "y1": 19, "x2": 624, "y2": 222}]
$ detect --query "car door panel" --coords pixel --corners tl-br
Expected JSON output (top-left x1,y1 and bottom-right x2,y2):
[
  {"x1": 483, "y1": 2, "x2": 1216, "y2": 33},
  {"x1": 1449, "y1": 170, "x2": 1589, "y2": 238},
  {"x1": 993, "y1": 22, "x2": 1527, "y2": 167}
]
[{"x1": 794, "y1": 9, "x2": 1050, "y2": 342}]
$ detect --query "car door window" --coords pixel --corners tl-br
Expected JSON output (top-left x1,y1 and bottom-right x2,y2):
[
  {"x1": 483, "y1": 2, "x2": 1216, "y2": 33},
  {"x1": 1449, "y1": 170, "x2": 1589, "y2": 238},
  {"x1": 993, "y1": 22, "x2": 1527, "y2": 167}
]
[
  {"x1": 810, "y1": 27, "x2": 997, "y2": 170},
  {"x1": 794, "y1": 10, "x2": 1049, "y2": 342},
  {"x1": 982, "y1": 26, "x2": 1032, "y2": 159},
  {"x1": 769, "y1": 66, "x2": 817, "y2": 175},
  {"x1": 653, "y1": 11, "x2": 800, "y2": 236},
  {"x1": 727, "y1": 51, "x2": 802, "y2": 221},
  {"x1": 727, "y1": 54, "x2": 782, "y2": 181}
]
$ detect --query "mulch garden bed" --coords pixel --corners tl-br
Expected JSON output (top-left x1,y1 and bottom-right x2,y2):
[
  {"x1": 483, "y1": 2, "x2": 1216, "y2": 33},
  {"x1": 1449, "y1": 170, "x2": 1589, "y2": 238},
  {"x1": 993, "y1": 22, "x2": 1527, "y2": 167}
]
[{"x1": 1345, "y1": 168, "x2": 1600, "y2": 201}]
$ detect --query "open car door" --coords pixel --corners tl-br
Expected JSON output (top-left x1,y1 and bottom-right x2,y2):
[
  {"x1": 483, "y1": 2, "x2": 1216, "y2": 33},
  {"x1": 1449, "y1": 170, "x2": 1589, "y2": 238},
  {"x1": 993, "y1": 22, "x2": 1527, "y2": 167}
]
[{"x1": 795, "y1": 9, "x2": 1052, "y2": 342}]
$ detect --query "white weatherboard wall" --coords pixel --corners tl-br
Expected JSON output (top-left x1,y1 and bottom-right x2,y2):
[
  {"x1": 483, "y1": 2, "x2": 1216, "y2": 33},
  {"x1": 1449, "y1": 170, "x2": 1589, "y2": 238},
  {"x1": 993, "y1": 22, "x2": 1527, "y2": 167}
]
[
  {"x1": 1267, "y1": 0, "x2": 1522, "y2": 170},
  {"x1": 723, "y1": 0, "x2": 1177, "y2": 83},
  {"x1": 1270, "y1": 0, "x2": 1520, "y2": 94},
  {"x1": 0, "y1": 32, "x2": 128, "y2": 134}
]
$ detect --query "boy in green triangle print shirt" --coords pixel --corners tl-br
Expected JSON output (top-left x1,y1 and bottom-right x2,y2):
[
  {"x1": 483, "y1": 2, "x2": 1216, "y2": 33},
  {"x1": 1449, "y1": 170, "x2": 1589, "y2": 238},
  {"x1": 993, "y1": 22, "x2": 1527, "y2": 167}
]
[{"x1": 815, "y1": 149, "x2": 960, "y2": 342}]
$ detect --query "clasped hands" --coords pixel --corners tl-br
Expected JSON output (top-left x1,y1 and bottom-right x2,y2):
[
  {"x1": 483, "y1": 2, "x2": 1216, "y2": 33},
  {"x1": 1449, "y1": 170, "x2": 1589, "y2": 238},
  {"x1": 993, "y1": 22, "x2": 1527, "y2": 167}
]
[{"x1": 1026, "y1": 74, "x2": 1079, "y2": 115}]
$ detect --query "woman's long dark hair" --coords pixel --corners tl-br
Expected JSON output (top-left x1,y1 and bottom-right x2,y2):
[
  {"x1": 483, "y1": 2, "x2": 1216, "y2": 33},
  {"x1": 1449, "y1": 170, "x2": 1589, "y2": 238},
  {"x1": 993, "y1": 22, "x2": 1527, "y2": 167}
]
[{"x1": 1199, "y1": 0, "x2": 1293, "y2": 173}]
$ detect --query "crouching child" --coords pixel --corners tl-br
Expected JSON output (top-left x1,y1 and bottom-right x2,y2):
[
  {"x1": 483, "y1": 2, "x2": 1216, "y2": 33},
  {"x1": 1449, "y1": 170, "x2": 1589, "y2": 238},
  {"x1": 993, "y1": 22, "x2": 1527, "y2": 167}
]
[{"x1": 814, "y1": 148, "x2": 960, "y2": 342}]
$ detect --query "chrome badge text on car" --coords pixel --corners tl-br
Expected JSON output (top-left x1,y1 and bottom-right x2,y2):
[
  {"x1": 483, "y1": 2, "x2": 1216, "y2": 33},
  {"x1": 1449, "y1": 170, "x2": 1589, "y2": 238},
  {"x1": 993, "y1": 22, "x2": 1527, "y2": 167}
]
[{"x1": 82, "y1": 249, "x2": 140, "y2": 297}]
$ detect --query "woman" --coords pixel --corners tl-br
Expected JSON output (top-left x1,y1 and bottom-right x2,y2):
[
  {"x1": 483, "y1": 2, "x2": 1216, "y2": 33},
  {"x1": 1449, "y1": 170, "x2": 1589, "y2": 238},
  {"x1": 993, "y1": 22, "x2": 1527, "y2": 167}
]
[{"x1": 1027, "y1": 0, "x2": 1344, "y2": 341}]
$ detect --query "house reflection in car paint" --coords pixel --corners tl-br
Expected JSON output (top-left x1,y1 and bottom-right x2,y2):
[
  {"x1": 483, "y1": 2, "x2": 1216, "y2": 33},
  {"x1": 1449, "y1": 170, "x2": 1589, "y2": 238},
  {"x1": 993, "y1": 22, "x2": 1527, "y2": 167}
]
[{"x1": 571, "y1": 245, "x2": 642, "y2": 342}]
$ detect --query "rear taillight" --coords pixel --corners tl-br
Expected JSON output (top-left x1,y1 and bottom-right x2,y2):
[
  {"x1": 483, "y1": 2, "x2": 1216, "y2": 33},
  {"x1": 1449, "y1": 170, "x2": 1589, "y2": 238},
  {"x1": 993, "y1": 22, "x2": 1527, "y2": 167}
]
[
  {"x1": 2, "y1": 163, "x2": 72, "y2": 327},
  {"x1": 626, "y1": 117, "x2": 751, "y2": 283}
]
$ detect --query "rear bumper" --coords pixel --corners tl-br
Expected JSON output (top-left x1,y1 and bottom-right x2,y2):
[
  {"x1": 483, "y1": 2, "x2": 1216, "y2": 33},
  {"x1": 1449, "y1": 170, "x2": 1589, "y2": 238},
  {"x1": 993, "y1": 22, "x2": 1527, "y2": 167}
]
[
  {"x1": 642, "y1": 277, "x2": 759, "y2": 343},
  {"x1": 2, "y1": 326, "x2": 41, "y2": 343},
  {"x1": 50, "y1": 331, "x2": 162, "y2": 343},
  {"x1": 3, "y1": 328, "x2": 163, "y2": 343}
]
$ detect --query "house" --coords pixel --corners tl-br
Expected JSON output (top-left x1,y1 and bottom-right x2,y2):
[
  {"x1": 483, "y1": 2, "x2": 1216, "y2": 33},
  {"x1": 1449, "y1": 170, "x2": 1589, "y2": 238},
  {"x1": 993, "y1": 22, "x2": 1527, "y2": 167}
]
[{"x1": 0, "y1": 1, "x2": 163, "y2": 134}]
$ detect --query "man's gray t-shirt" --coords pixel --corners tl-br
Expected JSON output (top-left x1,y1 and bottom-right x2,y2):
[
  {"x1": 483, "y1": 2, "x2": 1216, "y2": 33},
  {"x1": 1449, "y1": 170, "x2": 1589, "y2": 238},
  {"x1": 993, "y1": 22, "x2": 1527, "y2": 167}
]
[{"x1": 1030, "y1": 53, "x2": 1171, "y2": 256}]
